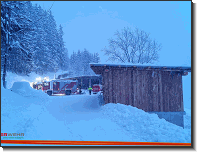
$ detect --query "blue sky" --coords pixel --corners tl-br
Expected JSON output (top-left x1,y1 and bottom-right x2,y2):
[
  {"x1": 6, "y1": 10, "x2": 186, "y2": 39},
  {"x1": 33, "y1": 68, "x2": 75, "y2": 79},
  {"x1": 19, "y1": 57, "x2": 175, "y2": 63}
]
[{"x1": 31, "y1": 1, "x2": 191, "y2": 67}]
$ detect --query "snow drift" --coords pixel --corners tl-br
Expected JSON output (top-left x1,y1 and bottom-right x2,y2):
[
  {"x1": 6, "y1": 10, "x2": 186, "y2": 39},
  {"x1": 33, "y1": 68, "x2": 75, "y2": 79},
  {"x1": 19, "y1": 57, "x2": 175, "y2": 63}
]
[
  {"x1": 101, "y1": 103, "x2": 191, "y2": 143},
  {"x1": 10, "y1": 81, "x2": 45, "y2": 98}
]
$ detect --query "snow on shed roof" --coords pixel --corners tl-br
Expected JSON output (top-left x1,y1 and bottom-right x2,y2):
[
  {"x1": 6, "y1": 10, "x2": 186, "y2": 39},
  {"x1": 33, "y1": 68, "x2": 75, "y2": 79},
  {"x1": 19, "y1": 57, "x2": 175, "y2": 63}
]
[
  {"x1": 90, "y1": 63, "x2": 191, "y2": 74},
  {"x1": 63, "y1": 75, "x2": 101, "y2": 80}
]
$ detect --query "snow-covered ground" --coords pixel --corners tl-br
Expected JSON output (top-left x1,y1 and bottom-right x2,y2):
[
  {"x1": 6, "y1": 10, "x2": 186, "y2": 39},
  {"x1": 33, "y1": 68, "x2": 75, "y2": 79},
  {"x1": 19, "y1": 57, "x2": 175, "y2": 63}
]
[{"x1": 1, "y1": 72, "x2": 191, "y2": 146}]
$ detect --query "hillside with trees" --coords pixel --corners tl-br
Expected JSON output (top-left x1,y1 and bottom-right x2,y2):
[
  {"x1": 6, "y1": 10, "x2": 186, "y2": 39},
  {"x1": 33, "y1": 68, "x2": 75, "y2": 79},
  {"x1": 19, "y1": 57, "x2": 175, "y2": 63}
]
[{"x1": 1, "y1": 1, "x2": 69, "y2": 78}]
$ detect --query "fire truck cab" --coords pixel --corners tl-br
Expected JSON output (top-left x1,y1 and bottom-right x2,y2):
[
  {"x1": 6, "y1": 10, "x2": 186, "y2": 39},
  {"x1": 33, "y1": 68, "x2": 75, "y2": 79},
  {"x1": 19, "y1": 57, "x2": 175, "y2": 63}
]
[{"x1": 42, "y1": 81, "x2": 50, "y2": 92}]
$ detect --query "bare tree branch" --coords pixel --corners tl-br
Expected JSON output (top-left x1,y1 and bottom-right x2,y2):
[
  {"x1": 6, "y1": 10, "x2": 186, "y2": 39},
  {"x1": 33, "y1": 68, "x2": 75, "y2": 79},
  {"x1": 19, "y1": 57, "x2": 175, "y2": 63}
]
[{"x1": 102, "y1": 27, "x2": 162, "y2": 64}]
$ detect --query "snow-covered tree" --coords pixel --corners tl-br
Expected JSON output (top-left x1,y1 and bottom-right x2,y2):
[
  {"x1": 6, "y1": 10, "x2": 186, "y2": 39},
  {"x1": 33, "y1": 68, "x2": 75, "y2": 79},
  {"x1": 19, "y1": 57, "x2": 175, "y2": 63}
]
[
  {"x1": 1, "y1": 1, "x2": 70, "y2": 80},
  {"x1": 57, "y1": 24, "x2": 69, "y2": 71},
  {"x1": 1, "y1": 1, "x2": 34, "y2": 87},
  {"x1": 93, "y1": 53, "x2": 100, "y2": 63},
  {"x1": 69, "y1": 49, "x2": 100, "y2": 76},
  {"x1": 82, "y1": 49, "x2": 91, "y2": 75},
  {"x1": 70, "y1": 51, "x2": 77, "y2": 75}
]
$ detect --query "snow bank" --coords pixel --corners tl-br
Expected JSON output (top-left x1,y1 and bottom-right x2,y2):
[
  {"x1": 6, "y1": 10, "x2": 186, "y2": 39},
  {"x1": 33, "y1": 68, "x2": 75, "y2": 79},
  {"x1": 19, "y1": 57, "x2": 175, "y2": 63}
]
[
  {"x1": 184, "y1": 108, "x2": 191, "y2": 130},
  {"x1": 1, "y1": 82, "x2": 41, "y2": 134},
  {"x1": 101, "y1": 103, "x2": 191, "y2": 143},
  {"x1": 4, "y1": 71, "x2": 68, "y2": 89},
  {"x1": 5, "y1": 72, "x2": 41, "y2": 89},
  {"x1": 10, "y1": 81, "x2": 48, "y2": 98},
  {"x1": 1, "y1": 86, "x2": 103, "y2": 142}
]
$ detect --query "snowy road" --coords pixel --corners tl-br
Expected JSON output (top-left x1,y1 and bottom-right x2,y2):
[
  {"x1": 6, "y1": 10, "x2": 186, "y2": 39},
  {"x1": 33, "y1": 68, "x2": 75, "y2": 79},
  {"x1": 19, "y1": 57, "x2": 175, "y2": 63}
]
[{"x1": 31, "y1": 94, "x2": 138, "y2": 141}]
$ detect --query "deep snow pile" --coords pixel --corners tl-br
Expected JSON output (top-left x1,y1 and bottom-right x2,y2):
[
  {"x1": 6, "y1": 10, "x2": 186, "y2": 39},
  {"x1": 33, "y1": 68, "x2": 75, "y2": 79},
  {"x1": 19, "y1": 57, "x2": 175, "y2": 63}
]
[
  {"x1": 3, "y1": 72, "x2": 40, "y2": 89},
  {"x1": 183, "y1": 108, "x2": 191, "y2": 130},
  {"x1": 10, "y1": 81, "x2": 49, "y2": 98},
  {"x1": 3, "y1": 70, "x2": 68, "y2": 89},
  {"x1": 100, "y1": 103, "x2": 191, "y2": 143},
  {"x1": 1, "y1": 80, "x2": 51, "y2": 140}
]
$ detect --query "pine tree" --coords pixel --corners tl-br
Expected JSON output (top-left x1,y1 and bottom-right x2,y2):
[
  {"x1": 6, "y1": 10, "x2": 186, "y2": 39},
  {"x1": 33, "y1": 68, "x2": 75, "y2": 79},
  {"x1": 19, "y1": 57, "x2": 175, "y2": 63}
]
[
  {"x1": 93, "y1": 53, "x2": 100, "y2": 63},
  {"x1": 78, "y1": 50, "x2": 84, "y2": 76},
  {"x1": 70, "y1": 51, "x2": 77, "y2": 76},
  {"x1": 31, "y1": 5, "x2": 49, "y2": 75},
  {"x1": 57, "y1": 24, "x2": 69, "y2": 71},
  {"x1": 63, "y1": 48, "x2": 69, "y2": 71},
  {"x1": 44, "y1": 10, "x2": 59, "y2": 72},
  {"x1": 69, "y1": 48, "x2": 100, "y2": 76},
  {"x1": 1, "y1": 1, "x2": 70, "y2": 80},
  {"x1": 1, "y1": 1, "x2": 33, "y2": 87}
]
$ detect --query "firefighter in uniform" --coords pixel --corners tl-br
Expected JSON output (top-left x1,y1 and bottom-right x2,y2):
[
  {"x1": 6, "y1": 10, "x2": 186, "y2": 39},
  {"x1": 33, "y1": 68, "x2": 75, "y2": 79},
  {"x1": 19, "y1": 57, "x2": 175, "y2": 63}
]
[{"x1": 88, "y1": 86, "x2": 92, "y2": 95}]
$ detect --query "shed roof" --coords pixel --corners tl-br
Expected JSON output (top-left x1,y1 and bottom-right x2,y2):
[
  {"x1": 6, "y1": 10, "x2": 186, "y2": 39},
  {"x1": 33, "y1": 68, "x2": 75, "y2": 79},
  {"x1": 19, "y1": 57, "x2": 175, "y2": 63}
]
[
  {"x1": 61, "y1": 75, "x2": 101, "y2": 80},
  {"x1": 90, "y1": 63, "x2": 191, "y2": 75}
]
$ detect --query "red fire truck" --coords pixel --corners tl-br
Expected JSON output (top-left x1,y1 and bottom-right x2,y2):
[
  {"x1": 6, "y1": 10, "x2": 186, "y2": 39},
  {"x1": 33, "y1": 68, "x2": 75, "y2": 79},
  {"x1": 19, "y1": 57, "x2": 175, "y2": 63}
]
[
  {"x1": 32, "y1": 82, "x2": 43, "y2": 90},
  {"x1": 42, "y1": 81, "x2": 50, "y2": 92},
  {"x1": 45, "y1": 79, "x2": 78, "y2": 96}
]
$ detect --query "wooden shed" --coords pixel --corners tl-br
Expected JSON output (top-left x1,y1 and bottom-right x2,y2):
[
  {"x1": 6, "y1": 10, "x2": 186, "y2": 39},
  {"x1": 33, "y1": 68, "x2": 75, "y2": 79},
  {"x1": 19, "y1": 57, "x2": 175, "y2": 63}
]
[{"x1": 90, "y1": 63, "x2": 191, "y2": 127}]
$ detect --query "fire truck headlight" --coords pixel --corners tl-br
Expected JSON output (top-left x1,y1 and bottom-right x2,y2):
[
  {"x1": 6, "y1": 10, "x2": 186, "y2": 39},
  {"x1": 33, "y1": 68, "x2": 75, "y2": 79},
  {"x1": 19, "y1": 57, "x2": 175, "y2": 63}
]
[{"x1": 44, "y1": 77, "x2": 49, "y2": 81}]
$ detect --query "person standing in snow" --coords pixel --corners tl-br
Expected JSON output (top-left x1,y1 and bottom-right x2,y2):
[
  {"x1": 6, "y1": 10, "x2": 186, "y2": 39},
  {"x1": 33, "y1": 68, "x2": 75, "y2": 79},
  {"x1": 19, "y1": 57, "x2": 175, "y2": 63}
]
[
  {"x1": 78, "y1": 85, "x2": 82, "y2": 94},
  {"x1": 88, "y1": 86, "x2": 92, "y2": 95}
]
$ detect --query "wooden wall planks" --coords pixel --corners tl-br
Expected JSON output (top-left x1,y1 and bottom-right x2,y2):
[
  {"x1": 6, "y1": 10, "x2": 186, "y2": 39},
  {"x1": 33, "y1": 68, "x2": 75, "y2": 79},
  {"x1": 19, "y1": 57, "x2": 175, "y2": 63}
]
[{"x1": 102, "y1": 67, "x2": 184, "y2": 112}]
